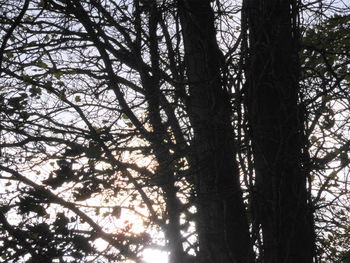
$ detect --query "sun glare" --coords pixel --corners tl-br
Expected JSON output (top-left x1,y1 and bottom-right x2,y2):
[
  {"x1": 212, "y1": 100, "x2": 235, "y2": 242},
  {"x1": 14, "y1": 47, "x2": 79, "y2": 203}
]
[{"x1": 143, "y1": 249, "x2": 168, "y2": 263}]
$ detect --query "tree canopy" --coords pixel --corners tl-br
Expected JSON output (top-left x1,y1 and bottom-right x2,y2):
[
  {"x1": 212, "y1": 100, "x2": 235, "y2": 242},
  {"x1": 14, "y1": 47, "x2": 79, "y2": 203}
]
[{"x1": 0, "y1": 0, "x2": 350, "y2": 262}]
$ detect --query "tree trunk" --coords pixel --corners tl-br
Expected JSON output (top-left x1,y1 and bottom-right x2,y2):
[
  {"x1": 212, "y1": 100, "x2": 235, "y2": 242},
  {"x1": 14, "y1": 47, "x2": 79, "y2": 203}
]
[
  {"x1": 244, "y1": 1, "x2": 316, "y2": 262},
  {"x1": 145, "y1": 3, "x2": 185, "y2": 262},
  {"x1": 178, "y1": 1, "x2": 252, "y2": 262}
]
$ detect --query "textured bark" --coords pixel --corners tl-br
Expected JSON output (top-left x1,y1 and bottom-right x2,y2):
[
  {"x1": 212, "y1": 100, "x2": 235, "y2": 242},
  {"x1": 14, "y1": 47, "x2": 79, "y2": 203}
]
[
  {"x1": 178, "y1": 1, "x2": 252, "y2": 262},
  {"x1": 244, "y1": 1, "x2": 316, "y2": 262}
]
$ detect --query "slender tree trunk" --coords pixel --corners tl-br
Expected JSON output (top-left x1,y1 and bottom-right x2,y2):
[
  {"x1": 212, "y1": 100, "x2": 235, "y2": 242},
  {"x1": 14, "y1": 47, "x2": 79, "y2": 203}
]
[
  {"x1": 244, "y1": 1, "x2": 316, "y2": 262},
  {"x1": 178, "y1": 1, "x2": 252, "y2": 262},
  {"x1": 145, "y1": 3, "x2": 185, "y2": 262}
]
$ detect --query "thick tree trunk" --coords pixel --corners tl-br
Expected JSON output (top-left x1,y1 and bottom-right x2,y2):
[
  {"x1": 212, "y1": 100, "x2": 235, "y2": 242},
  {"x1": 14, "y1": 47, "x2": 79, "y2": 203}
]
[
  {"x1": 244, "y1": 1, "x2": 316, "y2": 262},
  {"x1": 178, "y1": 1, "x2": 252, "y2": 262}
]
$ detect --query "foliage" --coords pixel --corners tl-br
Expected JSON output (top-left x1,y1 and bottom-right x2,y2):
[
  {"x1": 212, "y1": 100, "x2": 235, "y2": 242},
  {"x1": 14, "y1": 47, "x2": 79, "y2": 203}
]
[
  {"x1": 301, "y1": 11, "x2": 350, "y2": 262},
  {"x1": 0, "y1": 0, "x2": 349, "y2": 262}
]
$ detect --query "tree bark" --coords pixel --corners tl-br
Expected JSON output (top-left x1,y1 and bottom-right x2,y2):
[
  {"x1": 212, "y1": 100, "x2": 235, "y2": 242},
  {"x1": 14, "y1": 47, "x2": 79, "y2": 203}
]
[
  {"x1": 244, "y1": 1, "x2": 316, "y2": 262},
  {"x1": 178, "y1": 1, "x2": 252, "y2": 262}
]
